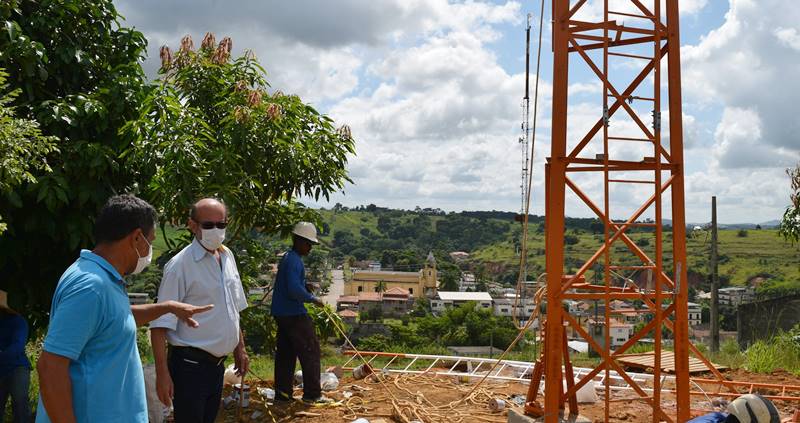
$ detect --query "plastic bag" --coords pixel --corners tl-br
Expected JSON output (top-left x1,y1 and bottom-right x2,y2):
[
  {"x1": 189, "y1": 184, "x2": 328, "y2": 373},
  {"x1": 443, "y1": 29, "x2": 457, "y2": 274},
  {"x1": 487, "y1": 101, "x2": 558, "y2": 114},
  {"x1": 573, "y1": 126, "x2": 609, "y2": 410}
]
[
  {"x1": 321, "y1": 372, "x2": 339, "y2": 391},
  {"x1": 223, "y1": 364, "x2": 239, "y2": 385}
]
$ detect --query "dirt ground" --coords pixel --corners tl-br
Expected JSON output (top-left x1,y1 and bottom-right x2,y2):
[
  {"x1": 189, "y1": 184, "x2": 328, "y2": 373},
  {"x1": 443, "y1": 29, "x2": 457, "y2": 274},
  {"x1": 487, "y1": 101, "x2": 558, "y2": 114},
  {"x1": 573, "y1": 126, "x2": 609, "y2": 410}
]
[{"x1": 211, "y1": 368, "x2": 800, "y2": 423}]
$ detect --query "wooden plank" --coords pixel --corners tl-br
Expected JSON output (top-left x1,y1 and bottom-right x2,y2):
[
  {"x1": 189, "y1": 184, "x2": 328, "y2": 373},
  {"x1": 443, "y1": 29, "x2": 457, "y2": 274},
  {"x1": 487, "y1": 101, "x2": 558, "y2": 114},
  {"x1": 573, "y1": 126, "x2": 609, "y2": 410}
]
[{"x1": 615, "y1": 351, "x2": 726, "y2": 374}]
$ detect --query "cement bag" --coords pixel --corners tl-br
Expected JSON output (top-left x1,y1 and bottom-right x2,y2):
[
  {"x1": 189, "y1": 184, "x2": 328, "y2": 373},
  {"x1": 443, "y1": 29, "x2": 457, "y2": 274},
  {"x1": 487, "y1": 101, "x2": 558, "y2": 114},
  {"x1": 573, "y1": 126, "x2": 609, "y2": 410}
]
[
  {"x1": 575, "y1": 380, "x2": 598, "y2": 404},
  {"x1": 320, "y1": 372, "x2": 339, "y2": 391},
  {"x1": 558, "y1": 379, "x2": 598, "y2": 404},
  {"x1": 143, "y1": 364, "x2": 168, "y2": 423}
]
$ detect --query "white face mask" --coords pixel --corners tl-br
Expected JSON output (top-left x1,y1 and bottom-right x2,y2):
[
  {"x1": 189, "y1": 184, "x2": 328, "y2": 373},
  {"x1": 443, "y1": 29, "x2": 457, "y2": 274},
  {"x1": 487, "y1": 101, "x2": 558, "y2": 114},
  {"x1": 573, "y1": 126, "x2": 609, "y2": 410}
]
[
  {"x1": 132, "y1": 237, "x2": 152, "y2": 275},
  {"x1": 199, "y1": 228, "x2": 226, "y2": 251}
]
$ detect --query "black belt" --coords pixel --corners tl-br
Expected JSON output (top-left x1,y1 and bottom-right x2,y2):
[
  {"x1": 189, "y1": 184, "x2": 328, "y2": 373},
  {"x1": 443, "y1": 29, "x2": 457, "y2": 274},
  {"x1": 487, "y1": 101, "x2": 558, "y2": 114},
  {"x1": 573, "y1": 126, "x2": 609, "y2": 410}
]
[{"x1": 170, "y1": 346, "x2": 226, "y2": 366}]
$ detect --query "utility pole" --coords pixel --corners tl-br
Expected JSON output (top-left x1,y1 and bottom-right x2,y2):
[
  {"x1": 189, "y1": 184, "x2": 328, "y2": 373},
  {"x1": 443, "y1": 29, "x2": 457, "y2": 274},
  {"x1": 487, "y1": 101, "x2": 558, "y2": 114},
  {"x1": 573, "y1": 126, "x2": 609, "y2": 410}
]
[{"x1": 710, "y1": 196, "x2": 720, "y2": 352}]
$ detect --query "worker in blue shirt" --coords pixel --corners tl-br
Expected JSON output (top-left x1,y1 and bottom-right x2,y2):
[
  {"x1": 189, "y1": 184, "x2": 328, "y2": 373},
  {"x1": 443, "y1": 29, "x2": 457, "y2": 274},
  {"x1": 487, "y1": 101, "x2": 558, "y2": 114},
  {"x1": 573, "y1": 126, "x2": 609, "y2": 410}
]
[
  {"x1": 0, "y1": 290, "x2": 31, "y2": 423},
  {"x1": 271, "y1": 222, "x2": 332, "y2": 405},
  {"x1": 35, "y1": 195, "x2": 213, "y2": 423}
]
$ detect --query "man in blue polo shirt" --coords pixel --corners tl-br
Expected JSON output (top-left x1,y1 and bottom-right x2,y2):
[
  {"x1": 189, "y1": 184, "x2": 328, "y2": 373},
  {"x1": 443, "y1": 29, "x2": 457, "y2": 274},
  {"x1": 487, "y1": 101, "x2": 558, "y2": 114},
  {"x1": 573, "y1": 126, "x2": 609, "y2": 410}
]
[
  {"x1": 36, "y1": 195, "x2": 213, "y2": 423},
  {"x1": 271, "y1": 222, "x2": 330, "y2": 405}
]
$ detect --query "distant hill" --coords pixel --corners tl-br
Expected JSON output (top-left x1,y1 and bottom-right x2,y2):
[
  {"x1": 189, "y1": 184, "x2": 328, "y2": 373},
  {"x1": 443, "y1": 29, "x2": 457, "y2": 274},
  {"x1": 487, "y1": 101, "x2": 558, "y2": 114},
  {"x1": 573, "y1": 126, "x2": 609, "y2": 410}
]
[{"x1": 315, "y1": 205, "x2": 799, "y2": 293}]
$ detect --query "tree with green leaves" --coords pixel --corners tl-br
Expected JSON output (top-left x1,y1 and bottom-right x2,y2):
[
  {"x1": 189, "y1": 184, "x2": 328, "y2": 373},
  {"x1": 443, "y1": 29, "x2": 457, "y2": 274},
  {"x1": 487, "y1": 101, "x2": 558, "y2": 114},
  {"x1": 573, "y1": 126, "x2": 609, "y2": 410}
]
[
  {"x1": 779, "y1": 164, "x2": 800, "y2": 244},
  {"x1": 123, "y1": 33, "x2": 354, "y2": 244},
  {"x1": 0, "y1": 69, "x2": 57, "y2": 234},
  {"x1": 0, "y1": 0, "x2": 149, "y2": 323}
]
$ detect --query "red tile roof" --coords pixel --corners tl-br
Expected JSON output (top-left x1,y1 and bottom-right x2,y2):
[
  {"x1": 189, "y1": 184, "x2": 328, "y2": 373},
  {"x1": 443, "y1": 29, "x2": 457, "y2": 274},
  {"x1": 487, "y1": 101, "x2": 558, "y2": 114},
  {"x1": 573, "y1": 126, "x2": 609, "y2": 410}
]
[
  {"x1": 357, "y1": 292, "x2": 382, "y2": 302},
  {"x1": 338, "y1": 309, "x2": 358, "y2": 317}
]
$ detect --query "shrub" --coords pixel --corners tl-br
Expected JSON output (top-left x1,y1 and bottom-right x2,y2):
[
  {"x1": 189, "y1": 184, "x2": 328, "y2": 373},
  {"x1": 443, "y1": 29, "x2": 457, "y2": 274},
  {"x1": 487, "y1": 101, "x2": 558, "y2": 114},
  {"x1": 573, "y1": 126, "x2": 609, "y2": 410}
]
[
  {"x1": 737, "y1": 229, "x2": 748, "y2": 237},
  {"x1": 744, "y1": 330, "x2": 800, "y2": 374},
  {"x1": 357, "y1": 334, "x2": 392, "y2": 351}
]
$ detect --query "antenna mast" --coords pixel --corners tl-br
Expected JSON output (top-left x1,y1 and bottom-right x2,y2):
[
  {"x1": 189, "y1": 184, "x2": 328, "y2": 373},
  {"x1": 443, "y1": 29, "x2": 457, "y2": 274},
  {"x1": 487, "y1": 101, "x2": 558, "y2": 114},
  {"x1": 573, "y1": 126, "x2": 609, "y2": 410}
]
[{"x1": 520, "y1": 13, "x2": 532, "y2": 216}]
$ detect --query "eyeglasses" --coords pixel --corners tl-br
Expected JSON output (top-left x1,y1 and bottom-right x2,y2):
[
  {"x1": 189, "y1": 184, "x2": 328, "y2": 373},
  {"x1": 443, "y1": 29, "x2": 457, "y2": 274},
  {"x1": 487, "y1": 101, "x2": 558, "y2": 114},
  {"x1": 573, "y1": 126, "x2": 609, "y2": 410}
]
[{"x1": 197, "y1": 221, "x2": 227, "y2": 230}]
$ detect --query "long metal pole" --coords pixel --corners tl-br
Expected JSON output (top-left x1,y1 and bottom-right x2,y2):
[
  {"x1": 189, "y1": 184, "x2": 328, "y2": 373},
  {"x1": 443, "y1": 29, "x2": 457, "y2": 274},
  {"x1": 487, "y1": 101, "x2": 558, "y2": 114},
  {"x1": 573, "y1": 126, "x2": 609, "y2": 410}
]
[
  {"x1": 544, "y1": 1, "x2": 569, "y2": 421},
  {"x1": 666, "y1": 1, "x2": 691, "y2": 420},
  {"x1": 711, "y1": 196, "x2": 720, "y2": 352}
]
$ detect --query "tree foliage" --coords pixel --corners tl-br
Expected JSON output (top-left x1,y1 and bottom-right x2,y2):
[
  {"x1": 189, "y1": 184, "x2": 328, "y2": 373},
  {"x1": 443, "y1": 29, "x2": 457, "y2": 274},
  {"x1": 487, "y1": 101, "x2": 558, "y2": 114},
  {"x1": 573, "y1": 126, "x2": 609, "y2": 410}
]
[
  {"x1": 0, "y1": 69, "x2": 57, "y2": 233},
  {"x1": 779, "y1": 164, "x2": 800, "y2": 244},
  {"x1": 0, "y1": 0, "x2": 149, "y2": 321},
  {"x1": 123, "y1": 33, "x2": 355, "y2": 240}
]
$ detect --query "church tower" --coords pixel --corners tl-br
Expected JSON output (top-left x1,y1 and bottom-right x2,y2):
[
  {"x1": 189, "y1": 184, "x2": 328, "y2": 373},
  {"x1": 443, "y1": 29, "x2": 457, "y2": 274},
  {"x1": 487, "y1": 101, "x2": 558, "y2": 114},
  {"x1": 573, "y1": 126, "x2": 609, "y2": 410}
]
[{"x1": 422, "y1": 251, "x2": 438, "y2": 296}]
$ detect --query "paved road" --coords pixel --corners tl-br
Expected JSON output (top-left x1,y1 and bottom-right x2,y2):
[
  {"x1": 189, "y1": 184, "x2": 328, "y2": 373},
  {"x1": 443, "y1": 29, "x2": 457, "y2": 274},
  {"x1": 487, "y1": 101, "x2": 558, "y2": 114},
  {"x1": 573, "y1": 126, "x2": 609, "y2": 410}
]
[{"x1": 322, "y1": 269, "x2": 344, "y2": 306}]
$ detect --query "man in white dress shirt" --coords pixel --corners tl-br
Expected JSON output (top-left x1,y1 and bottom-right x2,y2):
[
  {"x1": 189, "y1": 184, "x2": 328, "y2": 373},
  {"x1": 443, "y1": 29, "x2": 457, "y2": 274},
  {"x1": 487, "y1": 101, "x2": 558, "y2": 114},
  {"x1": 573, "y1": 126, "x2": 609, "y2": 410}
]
[{"x1": 150, "y1": 198, "x2": 249, "y2": 423}]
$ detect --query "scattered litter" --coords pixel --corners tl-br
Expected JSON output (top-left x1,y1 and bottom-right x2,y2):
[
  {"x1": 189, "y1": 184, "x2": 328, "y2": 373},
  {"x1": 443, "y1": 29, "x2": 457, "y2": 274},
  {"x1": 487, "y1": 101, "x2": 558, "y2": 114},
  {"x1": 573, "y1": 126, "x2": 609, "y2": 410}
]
[
  {"x1": 250, "y1": 410, "x2": 264, "y2": 419},
  {"x1": 231, "y1": 383, "x2": 250, "y2": 408},
  {"x1": 222, "y1": 394, "x2": 237, "y2": 409},
  {"x1": 509, "y1": 394, "x2": 526, "y2": 406},
  {"x1": 321, "y1": 372, "x2": 340, "y2": 391},
  {"x1": 350, "y1": 384, "x2": 371, "y2": 392},
  {"x1": 223, "y1": 364, "x2": 239, "y2": 385},
  {"x1": 353, "y1": 363, "x2": 373, "y2": 380},
  {"x1": 350, "y1": 419, "x2": 369, "y2": 423},
  {"x1": 326, "y1": 365, "x2": 344, "y2": 378},
  {"x1": 294, "y1": 370, "x2": 304, "y2": 384},
  {"x1": 295, "y1": 411, "x2": 322, "y2": 417},
  {"x1": 489, "y1": 398, "x2": 506, "y2": 412},
  {"x1": 257, "y1": 387, "x2": 275, "y2": 400},
  {"x1": 342, "y1": 391, "x2": 353, "y2": 399}
]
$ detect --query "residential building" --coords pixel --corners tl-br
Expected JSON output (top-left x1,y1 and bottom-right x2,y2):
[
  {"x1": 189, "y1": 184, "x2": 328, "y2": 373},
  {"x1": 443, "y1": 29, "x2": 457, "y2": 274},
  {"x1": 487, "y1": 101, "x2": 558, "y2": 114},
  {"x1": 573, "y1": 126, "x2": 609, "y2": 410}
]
[
  {"x1": 344, "y1": 252, "x2": 438, "y2": 298},
  {"x1": 336, "y1": 295, "x2": 359, "y2": 311},
  {"x1": 339, "y1": 288, "x2": 414, "y2": 318},
  {"x1": 338, "y1": 309, "x2": 358, "y2": 325},
  {"x1": 430, "y1": 291, "x2": 493, "y2": 313},
  {"x1": 610, "y1": 308, "x2": 642, "y2": 325},
  {"x1": 381, "y1": 287, "x2": 414, "y2": 316},
  {"x1": 492, "y1": 298, "x2": 537, "y2": 318},
  {"x1": 718, "y1": 286, "x2": 755, "y2": 306},
  {"x1": 356, "y1": 292, "x2": 383, "y2": 315},
  {"x1": 458, "y1": 272, "x2": 477, "y2": 292},
  {"x1": 588, "y1": 319, "x2": 633, "y2": 349},
  {"x1": 687, "y1": 302, "x2": 702, "y2": 326}
]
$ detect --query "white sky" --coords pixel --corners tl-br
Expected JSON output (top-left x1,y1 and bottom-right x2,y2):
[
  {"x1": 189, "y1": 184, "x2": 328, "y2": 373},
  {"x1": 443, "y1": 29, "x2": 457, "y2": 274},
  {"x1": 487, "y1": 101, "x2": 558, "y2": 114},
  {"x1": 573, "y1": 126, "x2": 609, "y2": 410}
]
[{"x1": 117, "y1": 0, "x2": 799, "y2": 224}]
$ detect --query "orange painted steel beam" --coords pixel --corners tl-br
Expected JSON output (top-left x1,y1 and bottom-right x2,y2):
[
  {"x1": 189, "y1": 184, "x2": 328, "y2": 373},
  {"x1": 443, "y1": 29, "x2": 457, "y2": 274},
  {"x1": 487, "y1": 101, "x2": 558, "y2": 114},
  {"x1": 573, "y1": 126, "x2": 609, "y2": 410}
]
[
  {"x1": 542, "y1": 1, "x2": 569, "y2": 421},
  {"x1": 665, "y1": 2, "x2": 690, "y2": 420}
]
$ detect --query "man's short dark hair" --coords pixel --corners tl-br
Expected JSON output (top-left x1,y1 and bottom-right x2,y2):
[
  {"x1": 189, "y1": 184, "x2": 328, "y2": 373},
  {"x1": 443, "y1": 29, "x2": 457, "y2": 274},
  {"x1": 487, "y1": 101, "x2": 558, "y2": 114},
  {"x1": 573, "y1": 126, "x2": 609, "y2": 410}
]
[{"x1": 94, "y1": 195, "x2": 158, "y2": 244}]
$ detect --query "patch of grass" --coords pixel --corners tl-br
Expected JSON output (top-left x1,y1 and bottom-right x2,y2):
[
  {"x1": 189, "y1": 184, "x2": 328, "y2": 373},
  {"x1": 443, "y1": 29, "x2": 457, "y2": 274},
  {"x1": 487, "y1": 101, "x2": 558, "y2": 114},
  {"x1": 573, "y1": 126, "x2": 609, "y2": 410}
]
[{"x1": 472, "y1": 228, "x2": 800, "y2": 287}]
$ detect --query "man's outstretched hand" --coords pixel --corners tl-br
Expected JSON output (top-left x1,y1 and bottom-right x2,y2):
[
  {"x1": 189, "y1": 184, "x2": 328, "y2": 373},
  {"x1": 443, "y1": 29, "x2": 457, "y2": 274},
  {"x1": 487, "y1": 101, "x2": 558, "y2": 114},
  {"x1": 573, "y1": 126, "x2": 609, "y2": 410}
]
[{"x1": 169, "y1": 301, "x2": 213, "y2": 328}]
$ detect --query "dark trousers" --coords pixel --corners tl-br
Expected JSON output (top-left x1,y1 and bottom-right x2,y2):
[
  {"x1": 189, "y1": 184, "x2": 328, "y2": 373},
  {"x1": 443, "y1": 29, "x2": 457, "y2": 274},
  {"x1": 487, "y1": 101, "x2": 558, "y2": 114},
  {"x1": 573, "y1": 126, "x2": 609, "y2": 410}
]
[
  {"x1": 168, "y1": 348, "x2": 225, "y2": 423},
  {"x1": 274, "y1": 314, "x2": 321, "y2": 401},
  {"x1": 0, "y1": 366, "x2": 31, "y2": 423}
]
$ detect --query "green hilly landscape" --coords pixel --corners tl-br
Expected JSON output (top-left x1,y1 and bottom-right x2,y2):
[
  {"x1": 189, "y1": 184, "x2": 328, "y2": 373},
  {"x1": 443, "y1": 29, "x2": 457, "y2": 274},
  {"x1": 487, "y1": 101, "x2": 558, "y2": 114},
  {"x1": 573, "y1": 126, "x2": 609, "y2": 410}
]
[{"x1": 314, "y1": 205, "x2": 800, "y2": 296}]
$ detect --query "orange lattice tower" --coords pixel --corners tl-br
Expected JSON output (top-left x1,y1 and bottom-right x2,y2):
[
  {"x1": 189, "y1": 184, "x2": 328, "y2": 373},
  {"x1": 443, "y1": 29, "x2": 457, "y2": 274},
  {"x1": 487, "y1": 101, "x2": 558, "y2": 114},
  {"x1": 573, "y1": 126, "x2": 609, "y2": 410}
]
[{"x1": 527, "y1": 1, "x2": 690, "y2": 422}]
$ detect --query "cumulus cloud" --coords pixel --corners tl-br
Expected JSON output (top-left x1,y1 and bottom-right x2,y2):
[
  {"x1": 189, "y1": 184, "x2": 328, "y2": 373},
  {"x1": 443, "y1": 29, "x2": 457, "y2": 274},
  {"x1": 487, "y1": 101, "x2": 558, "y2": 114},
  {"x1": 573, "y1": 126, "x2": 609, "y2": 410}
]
[
  {"x1": 679, "y1": 0, "x2": 799, "y2": 222},
  {"x1": 683, "y1": 0, "x2": 800, "y2": 152}
]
